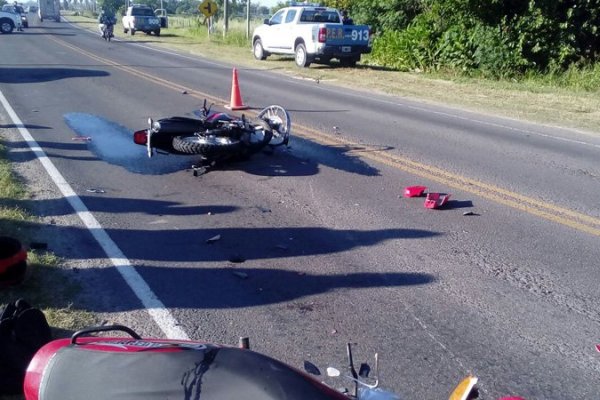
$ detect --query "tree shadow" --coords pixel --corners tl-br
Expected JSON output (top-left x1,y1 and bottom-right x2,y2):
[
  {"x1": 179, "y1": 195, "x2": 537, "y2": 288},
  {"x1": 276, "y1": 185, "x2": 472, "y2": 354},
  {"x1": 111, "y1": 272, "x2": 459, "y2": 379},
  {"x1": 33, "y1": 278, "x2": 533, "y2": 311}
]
[
  {"x1": 118, "y1": 39, "x2": 161, "y2": 44},
  {"x1": 1, "y1": 255, "x2": 436, "y2": 316},
  {"x1": 16, "y1": 210, "x2": 440, "y2": 263},
  {"x1": 14, "y1": 31, "x2": 76, "y2": 36},
  {"x1": 0, "y1": 124, "x2": 51, "y2": 130},
  {"x1": 0, "y1": 68, "x2": 109, "y2": 84},
  {"x1": 74, "y1": 264, "x2": 437, "y2": 312}
]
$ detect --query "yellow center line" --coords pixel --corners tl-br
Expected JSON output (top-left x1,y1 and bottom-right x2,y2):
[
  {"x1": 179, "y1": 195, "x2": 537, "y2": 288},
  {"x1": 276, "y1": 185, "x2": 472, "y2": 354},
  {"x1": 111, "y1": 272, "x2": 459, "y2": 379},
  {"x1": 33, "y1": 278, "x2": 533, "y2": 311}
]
[{"x1": 49, "y1": 36, "x2": 600, "y2": 237}]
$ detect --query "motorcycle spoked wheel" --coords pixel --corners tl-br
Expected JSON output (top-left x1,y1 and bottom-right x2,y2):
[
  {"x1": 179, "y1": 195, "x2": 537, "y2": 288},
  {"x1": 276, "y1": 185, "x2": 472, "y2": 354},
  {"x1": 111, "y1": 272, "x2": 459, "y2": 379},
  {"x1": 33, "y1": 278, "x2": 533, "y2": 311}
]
[{"x1": 257, "y1": 105, "x2": 291, "y2": 147}]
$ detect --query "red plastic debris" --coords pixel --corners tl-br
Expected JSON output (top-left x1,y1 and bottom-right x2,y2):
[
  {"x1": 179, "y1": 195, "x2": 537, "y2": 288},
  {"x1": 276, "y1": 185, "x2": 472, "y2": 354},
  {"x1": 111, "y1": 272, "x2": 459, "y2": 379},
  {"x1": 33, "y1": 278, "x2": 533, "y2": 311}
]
[
  {"x1": 596, "y1": 344, "x2": 600, "y2": 352},
  {"x1": 424, "y1": 193, "x2": 451, "y2": 209},
  {"x1": 404, "y1": 186, "x2": 427, "y2": 198}
]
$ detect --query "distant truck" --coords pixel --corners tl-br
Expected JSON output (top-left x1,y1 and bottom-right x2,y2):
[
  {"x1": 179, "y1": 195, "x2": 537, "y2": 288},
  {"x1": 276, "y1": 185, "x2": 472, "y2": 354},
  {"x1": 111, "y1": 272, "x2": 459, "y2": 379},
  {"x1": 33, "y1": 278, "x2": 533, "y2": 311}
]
[
  {"x1": 252, "y1": 5, "x2": 372, "y2": 68},
  {"x1": 122, "y1": 4, "x2": 161, "y2": 36},
  {"x1": 37, "y1": 0, "x2": 60, "y2": 22}
]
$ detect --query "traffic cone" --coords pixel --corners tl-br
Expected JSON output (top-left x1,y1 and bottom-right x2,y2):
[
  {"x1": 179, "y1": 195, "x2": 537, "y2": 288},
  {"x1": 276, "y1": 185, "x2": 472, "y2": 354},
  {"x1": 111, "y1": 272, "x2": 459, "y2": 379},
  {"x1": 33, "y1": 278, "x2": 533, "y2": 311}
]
[{"x1": 225, "y1": 68, "x2": 249, "y2": 110}]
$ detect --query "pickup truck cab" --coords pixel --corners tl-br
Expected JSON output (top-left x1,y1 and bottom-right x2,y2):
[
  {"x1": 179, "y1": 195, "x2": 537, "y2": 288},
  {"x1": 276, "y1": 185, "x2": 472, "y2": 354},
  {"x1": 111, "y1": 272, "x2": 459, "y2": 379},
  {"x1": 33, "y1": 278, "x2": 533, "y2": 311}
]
[
  {"x1": 122, "y1": 5, "x2": 161, "y2": 36},
  {"x1": 252, "y1": 5, "x2": 371, "y2": 67}
]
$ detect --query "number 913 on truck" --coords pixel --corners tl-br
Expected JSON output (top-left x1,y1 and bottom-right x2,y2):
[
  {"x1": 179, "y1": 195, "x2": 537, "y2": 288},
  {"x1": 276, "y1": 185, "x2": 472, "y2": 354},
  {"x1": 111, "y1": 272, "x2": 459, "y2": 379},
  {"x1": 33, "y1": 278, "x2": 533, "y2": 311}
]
[{"x1": 252, "y1": 4, "x2": 372, "y2": 68}]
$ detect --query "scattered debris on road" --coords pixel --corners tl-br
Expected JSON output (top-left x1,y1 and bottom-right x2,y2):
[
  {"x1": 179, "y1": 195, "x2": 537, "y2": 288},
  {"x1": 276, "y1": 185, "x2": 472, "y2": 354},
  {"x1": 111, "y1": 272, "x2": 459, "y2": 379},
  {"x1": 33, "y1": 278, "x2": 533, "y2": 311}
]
[
  {"x1": 232, "y1": 271, "x2": 248, "y2": 279},
  {"x1": 206, "y1": 234, "x2": 221, "y2": 244}
]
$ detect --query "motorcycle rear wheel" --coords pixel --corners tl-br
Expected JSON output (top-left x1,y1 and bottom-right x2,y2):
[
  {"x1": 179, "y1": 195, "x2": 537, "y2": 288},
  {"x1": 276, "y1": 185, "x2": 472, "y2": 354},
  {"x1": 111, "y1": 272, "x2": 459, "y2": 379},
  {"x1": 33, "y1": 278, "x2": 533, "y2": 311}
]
[{"x1": 172, "y1": 134, "x2": 242, "y2": 158}]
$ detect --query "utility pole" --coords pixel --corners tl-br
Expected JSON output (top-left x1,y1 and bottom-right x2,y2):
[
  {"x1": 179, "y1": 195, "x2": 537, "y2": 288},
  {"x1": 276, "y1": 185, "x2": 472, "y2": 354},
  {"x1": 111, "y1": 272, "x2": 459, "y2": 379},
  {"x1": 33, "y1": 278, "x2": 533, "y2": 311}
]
[
  {"x1": 223, "y1": 0, "x2": 228, "y2": 37},
  {"x1": 246, "y1": 0, "x2": 250, "y2": 39}
]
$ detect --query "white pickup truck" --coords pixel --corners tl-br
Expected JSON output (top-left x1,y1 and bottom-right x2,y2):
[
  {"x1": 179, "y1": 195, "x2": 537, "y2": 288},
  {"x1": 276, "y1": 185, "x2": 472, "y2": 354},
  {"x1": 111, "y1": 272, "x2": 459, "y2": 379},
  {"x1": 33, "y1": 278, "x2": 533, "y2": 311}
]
[
  {"x1": 122, "y1": 5, "x2": 161, "y2": 36},
  {"x1": 0, "y1": 8, "x2": 21, "y2": 33},
  {"x1": 252, "y1": 5, "x2": 371, "y2": 68}
]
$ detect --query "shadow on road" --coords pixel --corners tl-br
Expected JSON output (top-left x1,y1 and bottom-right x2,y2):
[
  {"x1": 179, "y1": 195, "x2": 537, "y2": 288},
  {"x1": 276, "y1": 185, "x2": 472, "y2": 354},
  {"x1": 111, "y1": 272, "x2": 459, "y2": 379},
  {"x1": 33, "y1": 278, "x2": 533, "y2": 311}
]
[{"x1": 0, "y1": 68, "x2": 109, "y2": 83}]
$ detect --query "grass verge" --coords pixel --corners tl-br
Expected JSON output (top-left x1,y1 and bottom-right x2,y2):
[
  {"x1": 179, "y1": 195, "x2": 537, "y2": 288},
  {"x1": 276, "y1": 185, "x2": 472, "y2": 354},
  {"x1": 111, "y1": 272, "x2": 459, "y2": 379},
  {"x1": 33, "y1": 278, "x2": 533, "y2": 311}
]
[{"x1": 0, "y1": 139, "x2": 98, "y2": 336}]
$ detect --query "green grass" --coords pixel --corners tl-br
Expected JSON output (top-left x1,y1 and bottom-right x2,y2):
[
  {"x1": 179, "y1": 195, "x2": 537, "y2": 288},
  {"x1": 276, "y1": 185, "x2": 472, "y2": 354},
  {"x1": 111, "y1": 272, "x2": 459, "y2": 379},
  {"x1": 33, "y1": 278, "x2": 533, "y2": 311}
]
[{"x1": 0, "y1": 140, "x2": 99, "y2": 337}]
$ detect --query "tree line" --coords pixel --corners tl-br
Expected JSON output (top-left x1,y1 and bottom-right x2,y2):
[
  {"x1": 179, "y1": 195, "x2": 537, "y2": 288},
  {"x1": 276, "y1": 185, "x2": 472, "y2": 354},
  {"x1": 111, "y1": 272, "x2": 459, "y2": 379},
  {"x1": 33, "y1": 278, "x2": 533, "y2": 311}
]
[{"x1": 320, "y1": 0, "x2": 600, "y2": 79}]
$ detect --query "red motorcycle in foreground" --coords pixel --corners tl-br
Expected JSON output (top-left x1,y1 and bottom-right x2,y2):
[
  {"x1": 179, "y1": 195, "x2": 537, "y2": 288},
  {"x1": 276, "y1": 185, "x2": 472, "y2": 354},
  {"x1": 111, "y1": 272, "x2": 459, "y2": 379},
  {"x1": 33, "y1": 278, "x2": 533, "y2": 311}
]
[
  {"x1": 24, "y1": 325, "x2": 524, "y2": 400},
  {"x1": 133, "y1": 100, "x2": 291, "y2": 175}
]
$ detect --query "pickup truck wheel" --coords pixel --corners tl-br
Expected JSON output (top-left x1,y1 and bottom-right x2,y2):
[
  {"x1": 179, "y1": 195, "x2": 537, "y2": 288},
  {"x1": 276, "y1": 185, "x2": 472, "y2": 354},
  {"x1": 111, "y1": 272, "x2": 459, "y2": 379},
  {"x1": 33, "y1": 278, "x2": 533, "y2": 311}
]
[
  {"x1": 294, "y1": 43, "x2": 311, "y2": 68},
  {"x1": 0, "y1": 19, "x2": 14, "y2": 34},
  {"x1": 154, "y1": 29, "x2": 160, "y2": 36},
  {"x1": 253, "y1": 39, "x2": 267, "y2": 60}
]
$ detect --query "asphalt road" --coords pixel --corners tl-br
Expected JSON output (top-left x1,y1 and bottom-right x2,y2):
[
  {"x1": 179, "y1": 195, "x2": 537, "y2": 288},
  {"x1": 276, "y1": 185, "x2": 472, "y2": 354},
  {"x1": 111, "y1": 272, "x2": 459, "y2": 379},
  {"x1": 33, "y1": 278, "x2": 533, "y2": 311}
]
[{"x1": 1, "y1": 17, "x2": 600, "y2": 399}]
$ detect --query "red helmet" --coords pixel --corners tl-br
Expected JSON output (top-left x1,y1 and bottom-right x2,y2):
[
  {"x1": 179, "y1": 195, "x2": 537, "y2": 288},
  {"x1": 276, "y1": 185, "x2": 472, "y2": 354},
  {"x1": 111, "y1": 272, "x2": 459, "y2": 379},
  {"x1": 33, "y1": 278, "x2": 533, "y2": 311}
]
[{"x1": 0, "y1": 236, "x2": 28, "y2": 287}]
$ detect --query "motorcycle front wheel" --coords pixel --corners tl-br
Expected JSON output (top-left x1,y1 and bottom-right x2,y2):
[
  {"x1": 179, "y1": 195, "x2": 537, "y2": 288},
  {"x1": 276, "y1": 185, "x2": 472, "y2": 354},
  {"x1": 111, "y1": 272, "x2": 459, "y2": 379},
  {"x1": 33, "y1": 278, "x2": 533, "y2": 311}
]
[
  {"x1": 257, "y1": 105, "x2": 291, "y2": 146},
  {"x1": 172, "y1": 134, "x2": 242, "y2": 158}
]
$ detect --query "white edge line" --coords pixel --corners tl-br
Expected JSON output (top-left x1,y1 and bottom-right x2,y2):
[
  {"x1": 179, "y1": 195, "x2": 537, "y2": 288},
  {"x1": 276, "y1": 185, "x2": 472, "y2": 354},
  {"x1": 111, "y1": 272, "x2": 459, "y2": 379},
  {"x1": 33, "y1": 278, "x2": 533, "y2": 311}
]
[{"x1": 0, "y1": 90, "x2": 189, "y2": 340}]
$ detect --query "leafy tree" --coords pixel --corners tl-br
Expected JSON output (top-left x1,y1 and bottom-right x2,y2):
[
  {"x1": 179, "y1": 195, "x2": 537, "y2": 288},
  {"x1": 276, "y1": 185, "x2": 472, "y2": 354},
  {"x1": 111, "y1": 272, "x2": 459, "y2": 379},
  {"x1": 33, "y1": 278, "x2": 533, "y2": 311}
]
[
  {"x1": 97, "y1": 0, "x2": 124, "y2": 14},
  {"x1": 339, "y1": 0, "x2": 424, "y2": 32},
  {"x1": 366, "y1": 0, "x2": 599, "y2": 76}
]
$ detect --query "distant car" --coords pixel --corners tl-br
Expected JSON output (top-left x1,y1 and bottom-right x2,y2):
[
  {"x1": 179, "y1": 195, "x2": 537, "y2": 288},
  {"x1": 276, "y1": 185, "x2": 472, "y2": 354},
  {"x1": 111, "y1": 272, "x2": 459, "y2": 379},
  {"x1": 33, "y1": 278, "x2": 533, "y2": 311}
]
[
  {"x1": 1, "y1": 4, "x2": 27, "y2": 28},
  {"x1": 0, "y1": 8, "x2": 21, "y2": 33},
  {"x1": 27, "y1": 5, "x2": 38, "y2": 13}
]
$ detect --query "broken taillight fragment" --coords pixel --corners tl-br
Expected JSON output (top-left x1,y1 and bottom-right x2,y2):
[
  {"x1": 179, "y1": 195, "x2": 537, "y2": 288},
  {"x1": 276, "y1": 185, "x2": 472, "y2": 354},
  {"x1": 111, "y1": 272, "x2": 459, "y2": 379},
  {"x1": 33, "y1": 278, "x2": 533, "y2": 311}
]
[
  {"x1": 133, "y1": 129, "x2": 148, "y2": 145},
  {"x1": 424, "y1": 193, "x2": 451, "y2": 209},
  {"x1": 404, "y1": 186, "x2": 427, "y2": 197}
]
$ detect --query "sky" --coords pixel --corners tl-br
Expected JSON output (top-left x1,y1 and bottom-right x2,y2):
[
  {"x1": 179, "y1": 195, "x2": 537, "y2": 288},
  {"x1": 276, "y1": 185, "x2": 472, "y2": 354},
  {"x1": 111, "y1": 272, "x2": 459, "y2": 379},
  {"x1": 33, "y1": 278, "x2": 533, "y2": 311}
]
[{"x1": 254, "y1": 0, "x2": 280, "y2": 8}]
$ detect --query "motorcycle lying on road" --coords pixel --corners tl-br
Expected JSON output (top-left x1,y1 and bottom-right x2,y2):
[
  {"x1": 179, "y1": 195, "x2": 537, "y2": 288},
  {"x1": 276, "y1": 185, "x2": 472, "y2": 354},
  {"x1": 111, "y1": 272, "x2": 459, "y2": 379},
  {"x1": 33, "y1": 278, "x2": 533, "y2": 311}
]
[
  {"x1": 133, "y1": 100, "x2": 291, "y2": 175},
  {"x1": 23, "y1": 325, "x2": 523, "y2": 400}
]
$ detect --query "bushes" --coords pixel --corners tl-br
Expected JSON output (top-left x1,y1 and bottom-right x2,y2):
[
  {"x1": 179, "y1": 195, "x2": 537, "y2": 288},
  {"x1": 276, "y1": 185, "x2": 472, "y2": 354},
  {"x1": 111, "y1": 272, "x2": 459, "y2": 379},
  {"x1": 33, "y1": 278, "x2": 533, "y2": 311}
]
[
  {"x1": 358, "y1": 0, "x2": 600, "y2": 82},
  {"x1": 369, "y1": 21, "x2": 437, "y2": 72},
  {"x1": 369, "y1": 13, "x2": 529, "y2": 78}
]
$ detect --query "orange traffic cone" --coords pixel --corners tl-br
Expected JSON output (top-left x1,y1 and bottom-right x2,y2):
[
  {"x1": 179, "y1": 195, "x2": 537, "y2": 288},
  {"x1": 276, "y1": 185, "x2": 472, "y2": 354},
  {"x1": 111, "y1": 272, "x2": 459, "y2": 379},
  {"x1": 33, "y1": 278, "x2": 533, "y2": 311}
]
[{"x1": 225, "y1": 68, "x2": 249, "y2": 110}]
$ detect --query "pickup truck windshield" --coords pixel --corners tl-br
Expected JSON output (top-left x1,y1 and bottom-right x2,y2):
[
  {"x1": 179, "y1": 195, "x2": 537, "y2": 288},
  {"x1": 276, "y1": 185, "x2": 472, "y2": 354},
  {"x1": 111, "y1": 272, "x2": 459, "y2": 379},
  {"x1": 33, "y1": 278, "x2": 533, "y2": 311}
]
[
  {"x1": 300, "y1": 10, "x2": 340, "y2": 23},
  {"x1": 132, "y1": 8, "x2": 154, "y2": 16}
]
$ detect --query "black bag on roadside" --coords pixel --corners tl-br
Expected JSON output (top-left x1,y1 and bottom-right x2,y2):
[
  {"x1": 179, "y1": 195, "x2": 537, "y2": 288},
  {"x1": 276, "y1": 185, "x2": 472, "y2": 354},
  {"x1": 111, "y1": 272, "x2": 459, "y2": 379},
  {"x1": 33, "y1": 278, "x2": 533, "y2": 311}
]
[{"x1": 0, "y1": 298, "x2": 52, "y2": 395}]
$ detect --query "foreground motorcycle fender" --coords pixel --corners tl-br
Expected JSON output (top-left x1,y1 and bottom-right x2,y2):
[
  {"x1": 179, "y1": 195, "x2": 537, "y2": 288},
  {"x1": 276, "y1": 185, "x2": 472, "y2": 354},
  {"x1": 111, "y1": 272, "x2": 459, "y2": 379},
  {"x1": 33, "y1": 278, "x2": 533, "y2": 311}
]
[{"x1": 24, "y1": 325, "x2": 348, "y2": 400}]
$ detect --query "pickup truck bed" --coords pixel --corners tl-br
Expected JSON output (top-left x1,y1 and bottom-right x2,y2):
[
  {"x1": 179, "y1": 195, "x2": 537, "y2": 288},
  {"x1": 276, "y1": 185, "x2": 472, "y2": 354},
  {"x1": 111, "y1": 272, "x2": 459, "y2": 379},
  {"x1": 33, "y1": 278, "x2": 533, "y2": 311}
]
[{"x1": 122, "y1": 5, "x2": 161, "y2": 36}]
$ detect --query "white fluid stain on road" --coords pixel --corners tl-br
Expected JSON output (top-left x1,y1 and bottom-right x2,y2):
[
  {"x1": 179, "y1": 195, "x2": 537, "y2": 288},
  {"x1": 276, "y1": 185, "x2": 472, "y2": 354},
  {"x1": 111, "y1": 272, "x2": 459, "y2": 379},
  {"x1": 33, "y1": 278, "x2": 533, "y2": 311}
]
[{"x1": 64, "y1": 112, "x2": 192, "y2": 175}]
